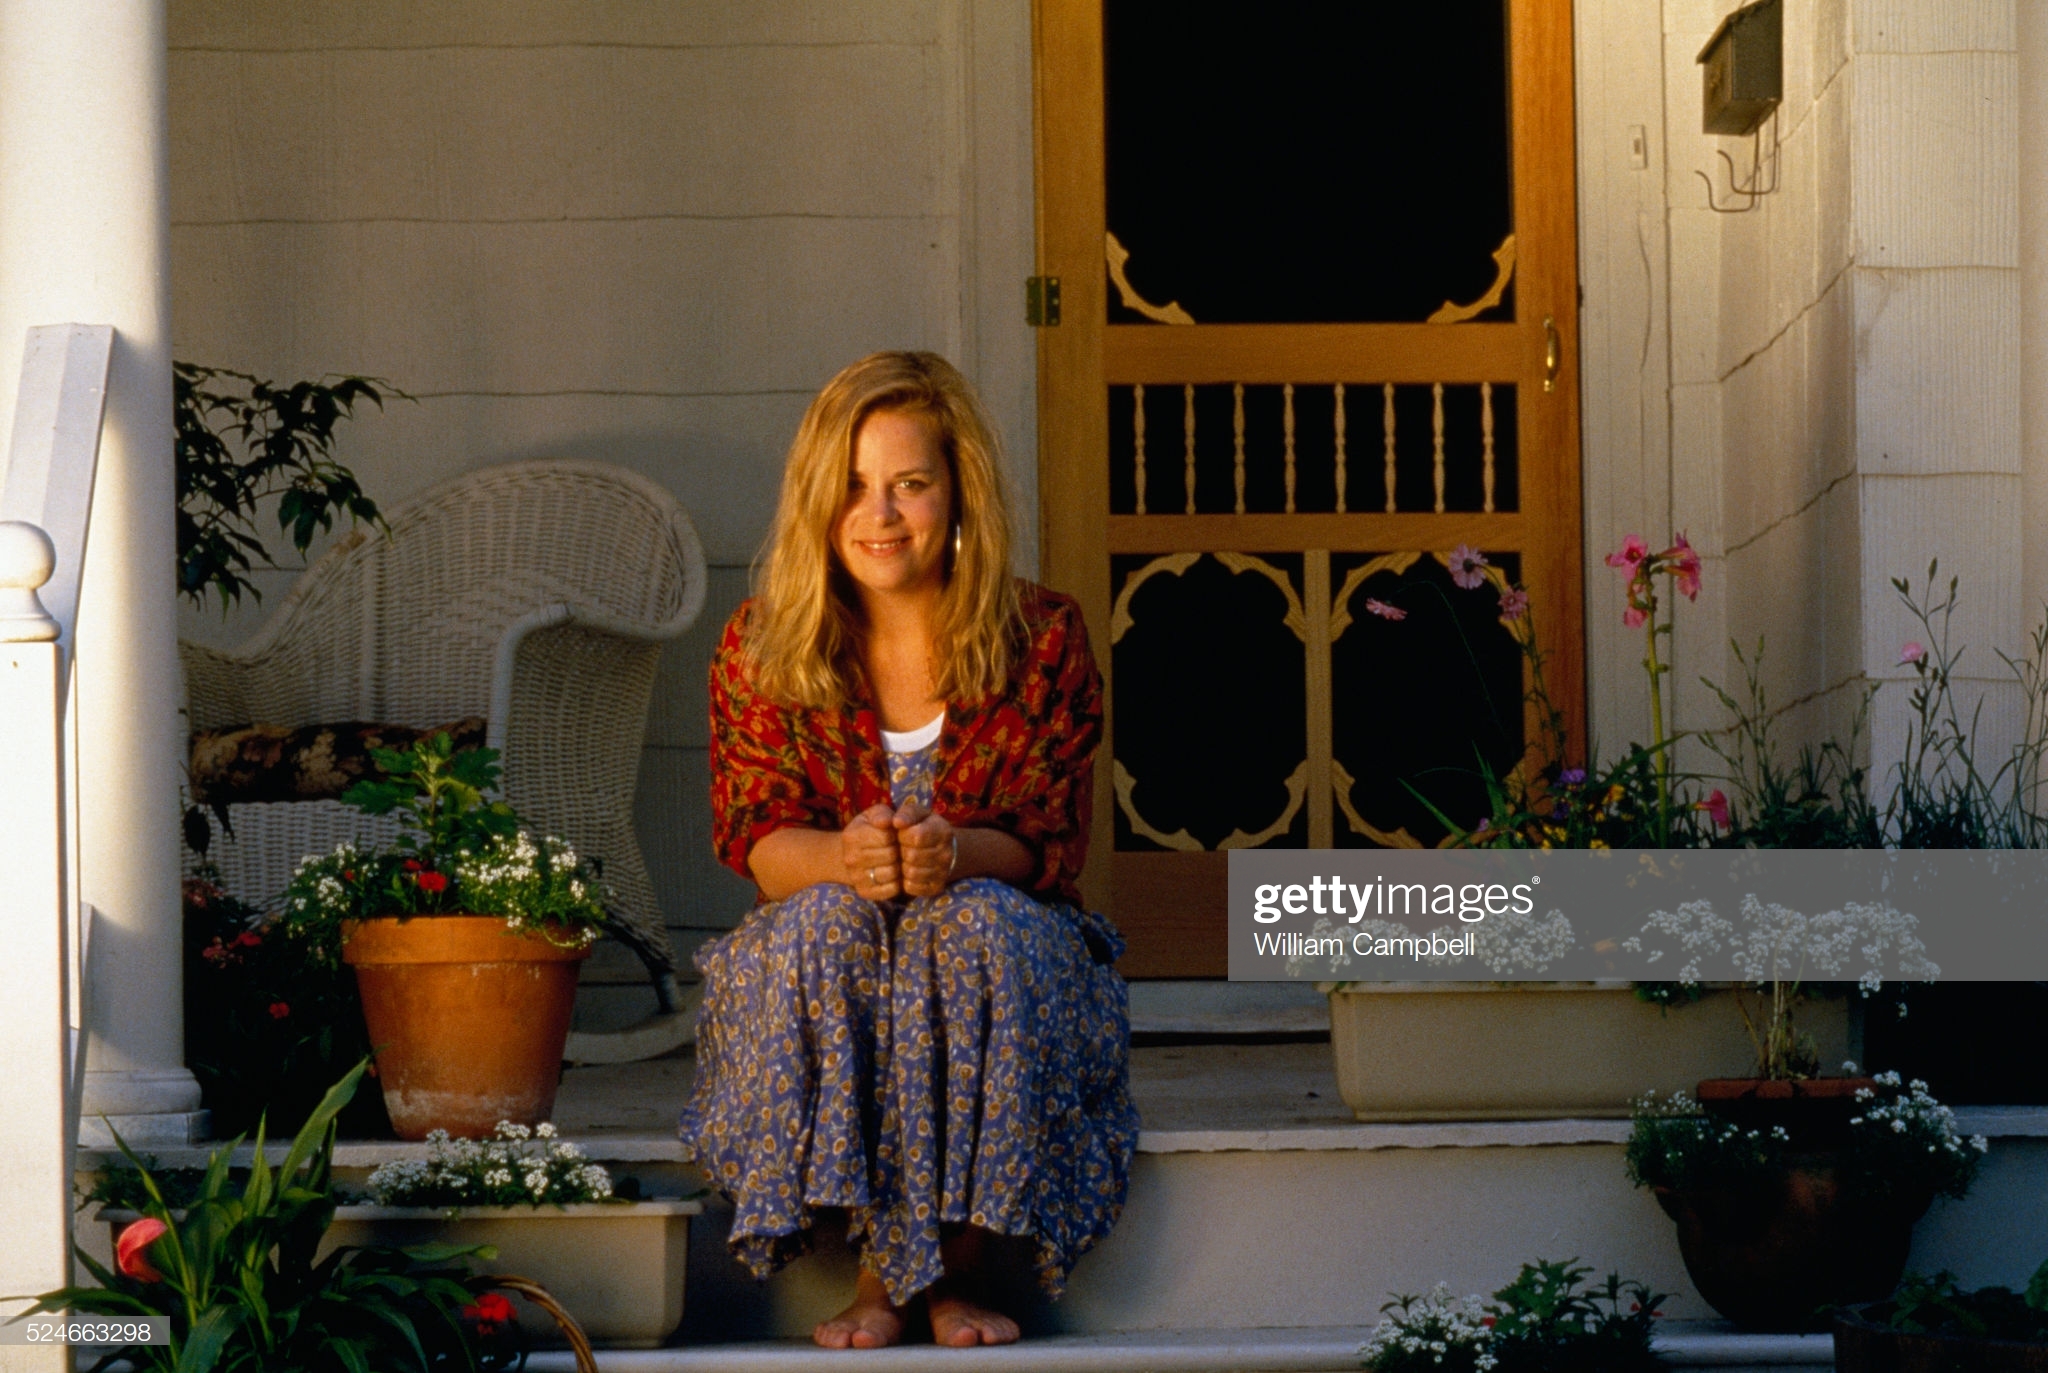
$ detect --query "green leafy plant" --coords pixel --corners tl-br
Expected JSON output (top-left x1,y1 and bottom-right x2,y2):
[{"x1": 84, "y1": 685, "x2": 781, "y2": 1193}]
[
  {"x1": 1626, "y1": 1074, "x2": 1988, "y2": 1201},
  {"x1": 343, "y1": 732, "x2": 520, "y2": 879},
  {"x1": 1867, "y1": 1263, "x2": 2048, "y2": 1343},
  {"x1": 1360, "y1": 1259, "x2": 1670, "y2": 1373},
  {"x1": 1485, "y1": 1260, "x2": 1669, "y2": 1373},
  {"x1": 277, "y1": 734, "x2": 608, "y2": 963},
  {"x1": 25, "y1": 1063, "x2": 514, "y2": 1372},
  {"x1": 176, "y1": 363, "x2": 401, "y2": 611},
  {"x1": 366, "y1": 1123, "x2": 617, "y2": 1209}
]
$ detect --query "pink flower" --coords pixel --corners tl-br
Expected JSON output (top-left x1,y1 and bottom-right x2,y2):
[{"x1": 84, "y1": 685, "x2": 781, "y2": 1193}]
[
  {"x1": 1623, "y1": 605, "x2": 1648, "y2": 630},
  {"x1": 1663, "y1": 533, "x2": 1702, "y2": 601},
  {"x1": 1447, "y1": 544, "x2": 1489, "y2": 590},
  {"x1": 1498, "y1": 587, "x2": 1529, "y2": 620},
  {"x1": 115, "y1": 1217, "x2": 168, "y2": 1283},
  {"x1": 1363, "y1": 597, "x2": 1407, "y2": 621},
  {"x1": 1698, "y1": 789, "x2": 1731, "y2": 831},
  {"x1": 1606, "y1": 535, "x2": 1649, "y2": 571},
  {"x1": 1900, "y1": 641, "x2": 1926, "y2": 666},
  {"x1": 1473, "y1": 818, "x2": 1491, "y2": 835}
]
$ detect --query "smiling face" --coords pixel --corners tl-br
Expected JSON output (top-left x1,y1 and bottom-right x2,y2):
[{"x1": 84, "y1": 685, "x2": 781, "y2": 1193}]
[{"x1": 832, "y1": 407, "x2": 955, "y2": 609}]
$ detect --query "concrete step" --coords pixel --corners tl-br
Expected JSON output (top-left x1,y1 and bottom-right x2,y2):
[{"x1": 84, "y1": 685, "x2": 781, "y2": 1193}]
[
  {"x1": 519, "y1": 1324, "x2": 1835, "y2": 1373},
  {"x1": 75, "y1": 1047, "x2": 2048, "y2": 1351},
  {"x1": 665, "y1": 1107, "x2": 2048, "y2": 1342}
]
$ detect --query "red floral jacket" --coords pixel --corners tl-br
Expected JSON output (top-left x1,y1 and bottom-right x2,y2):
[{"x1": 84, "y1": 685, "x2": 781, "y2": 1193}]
[{"x1": 708, "y1": 582, "x2": 1103, "y2": 906}]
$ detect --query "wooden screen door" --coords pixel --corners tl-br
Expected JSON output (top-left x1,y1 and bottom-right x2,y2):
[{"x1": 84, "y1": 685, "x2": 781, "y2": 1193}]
[{"x1": 1034, "y1": 0, "x2": 1584, "y2": 977}]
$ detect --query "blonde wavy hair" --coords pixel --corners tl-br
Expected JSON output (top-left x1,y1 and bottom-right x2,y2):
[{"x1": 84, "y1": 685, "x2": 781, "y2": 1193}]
[{"x1": 746, "y1": 351, "x2": 1023, "y2": 709}]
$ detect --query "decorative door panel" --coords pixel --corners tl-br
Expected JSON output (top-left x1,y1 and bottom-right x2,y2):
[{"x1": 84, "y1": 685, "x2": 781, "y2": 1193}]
[{"x1": 1036, "y1": 0, "x2": 1582, "y2": 976}]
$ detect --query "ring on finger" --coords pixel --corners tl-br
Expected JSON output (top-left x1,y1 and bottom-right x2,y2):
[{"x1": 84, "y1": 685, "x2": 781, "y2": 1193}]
[{"x1": 867, "y1": 867, "x2": 877, "y2": 886}]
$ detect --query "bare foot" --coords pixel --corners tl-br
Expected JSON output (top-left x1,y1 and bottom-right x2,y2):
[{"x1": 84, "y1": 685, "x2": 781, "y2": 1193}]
[
  {"x1": 813, "y1": 1269, "x2": 907, "y2": 1349},
  {"x1": 928, "y1": 1288, "x2": 1021, "y2": 1347}
]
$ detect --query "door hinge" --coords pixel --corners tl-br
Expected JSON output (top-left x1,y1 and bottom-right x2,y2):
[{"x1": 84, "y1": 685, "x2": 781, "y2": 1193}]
[{"x1": 1026, "y1": 276, "x2": 1062, "y2": 327}]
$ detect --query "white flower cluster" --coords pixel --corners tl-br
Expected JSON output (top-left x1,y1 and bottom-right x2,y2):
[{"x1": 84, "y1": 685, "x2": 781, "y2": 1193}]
[
  {"x1": 1358, "y1": 1284, "x2": 1498, "y2": 1372},
  {"x1": 1309, "y1": 904, "x2": 1575, "y2": 981},
  {"x1": 1631, "y1": 1089, "x2": 1791, "y2": 1146},
  {"x1": 366, "y1": 1120, "x2": 615, "y2": 1207},
  {"x1": 283, "y1": 844, "x2": 364, "y2": 916},
  {"x1": 453, "y1": 831, "x2": 606, "y2": 945},
  {"x1": 1472, "y1": 906, "x2": 1575, "y2": 975},
  {"x1": 1850, "y1": 1070, "x2": 1991, "y2": 1159},
  {"x1": 1623, "y1": 894, "x2": 1939, "y2": 988}
]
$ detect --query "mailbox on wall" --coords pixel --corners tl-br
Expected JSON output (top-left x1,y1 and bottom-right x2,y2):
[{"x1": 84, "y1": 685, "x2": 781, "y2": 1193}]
[{"x1": 1698, "y1": 0, "x2": 1782, "y2": 136}]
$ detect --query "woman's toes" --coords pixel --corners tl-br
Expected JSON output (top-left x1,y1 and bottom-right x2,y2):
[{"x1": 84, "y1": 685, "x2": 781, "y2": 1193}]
[{"x1": 929, "y1": 1297, "x2": 1019, "y2": 1347}]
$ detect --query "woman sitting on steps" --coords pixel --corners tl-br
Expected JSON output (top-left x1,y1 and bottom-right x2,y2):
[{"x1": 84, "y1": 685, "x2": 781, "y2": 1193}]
[{"x1": 679, "y1": 350, "x2": 1138, "y2": 1348}]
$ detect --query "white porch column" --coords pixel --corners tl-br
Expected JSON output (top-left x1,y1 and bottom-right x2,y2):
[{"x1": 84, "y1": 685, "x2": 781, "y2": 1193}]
[
  {"x1": 0, "y1": 0, "x2": 202, "y2": 1140},
  {"x1": 2024, "y1": 2, "x2": 2048, "y2": 621}
]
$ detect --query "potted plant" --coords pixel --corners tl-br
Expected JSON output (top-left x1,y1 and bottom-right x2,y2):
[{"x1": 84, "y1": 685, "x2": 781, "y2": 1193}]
[
  {"x1": 1832, "y1": 1264, "x2": 2048, "y2": 1372},
  {"x1": 278, "y1": 732, "x2": 608, "y2": 1139},
  {"x1": 38, "y1": 1063, "x2": 528, "y2": 1372},
  {"x1": 1321, "y1": 895, "x2": 1845, "y2": 1120},
  {"x1": 1627, "y1": 1072, "x2": 1987, "y2": 1332},
  {"x1": 1323, "y1": 977, "x2": 1822, "y2": 1122},
  {"x1": 1359, "y1": 1257, "x2": 1670, "y2": 1372},
  {"x1": 323, "y1": 1123, "x2": 701, "y2": 1349}
]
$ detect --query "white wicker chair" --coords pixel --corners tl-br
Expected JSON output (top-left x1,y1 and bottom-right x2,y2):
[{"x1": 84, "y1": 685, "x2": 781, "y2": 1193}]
[{"x1": 180, "y1": 459, "x2": 707, "y2": 1061}]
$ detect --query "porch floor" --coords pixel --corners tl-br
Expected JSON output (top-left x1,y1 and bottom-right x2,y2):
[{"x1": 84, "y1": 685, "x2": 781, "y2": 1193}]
[
  {"x1": 514, "y1": 1324, "x2": 1834, "y2": 1372},
  {"x1": 547, "y1": 1037, "x2": 1355, "y2": 1143}
]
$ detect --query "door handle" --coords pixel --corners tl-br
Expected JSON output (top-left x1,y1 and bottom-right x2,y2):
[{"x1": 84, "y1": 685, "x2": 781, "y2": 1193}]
[{"x1": 1543, "y1": 316, "x2": 1561, "y2": 393}]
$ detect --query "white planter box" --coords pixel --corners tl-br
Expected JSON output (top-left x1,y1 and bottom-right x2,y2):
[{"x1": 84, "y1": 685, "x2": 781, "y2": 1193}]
[
  {"x1": 1326, "y1": 982, "x2": 1851, "y2": 1121},
  {"x1": 323, "y1": 1200, "x2": 701, "y2": 1349}
]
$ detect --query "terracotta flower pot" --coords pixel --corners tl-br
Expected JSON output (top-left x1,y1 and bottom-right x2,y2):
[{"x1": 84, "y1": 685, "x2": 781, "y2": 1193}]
[
  {"x1": 1656, "y1": 1165, "x2": 1930, "y2": 1331},
  {"x1": 342, "y1": 915, "x2": 591, "y2": 1140},
  {"x1": 1834, "y1": 1305, "x2": 2048, "y2": 1373}
]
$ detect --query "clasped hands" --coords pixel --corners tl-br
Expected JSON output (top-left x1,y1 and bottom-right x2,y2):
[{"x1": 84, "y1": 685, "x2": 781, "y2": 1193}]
[{"x1": 843, "y1": 800, "x2": 956, "y2": 902}]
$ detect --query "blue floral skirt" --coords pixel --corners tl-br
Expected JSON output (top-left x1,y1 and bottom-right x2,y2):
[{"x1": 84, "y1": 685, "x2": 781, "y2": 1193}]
[{"x1": 679, "y1": 875, "x2": 1137, "y2": 1305}]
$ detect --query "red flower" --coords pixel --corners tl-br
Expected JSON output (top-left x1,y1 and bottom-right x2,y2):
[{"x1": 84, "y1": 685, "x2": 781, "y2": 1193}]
[
  {"x1": 341, "y1": 869, "x2": 356, "y2": 882},
  {"x1": 268, "y1": 1001, "x2": 291, "y2": 1019},
  {"x1": 1481, "y1": 1316, "x2": 1497, "y2": 1329},
  {"x1": 463, "y1": 1292, "x2": 517, "y2": 1332},
  {"x1": 414, "y1": 870, "x2": 449, "y2": 894},
  {"x1": 402, "y1": 859, "x2": 423, "y2": 872},
  {"x1": 115, "y1": 1217, "x2": 168, "y2": 1282},
  {"x1": 233, "y1": 930, "x2": 262, "y2": 949}
]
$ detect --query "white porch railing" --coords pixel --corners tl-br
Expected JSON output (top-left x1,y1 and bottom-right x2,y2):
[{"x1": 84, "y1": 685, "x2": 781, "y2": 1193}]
[{"x1": 0, "y1": 323, "x2": 112, "y2": 1352}]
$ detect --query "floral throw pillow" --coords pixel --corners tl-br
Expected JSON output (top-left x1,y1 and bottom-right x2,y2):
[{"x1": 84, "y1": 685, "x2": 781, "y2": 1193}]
[{"x1": 188, "y1": 717, "x2": 487, "y2": 805}]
